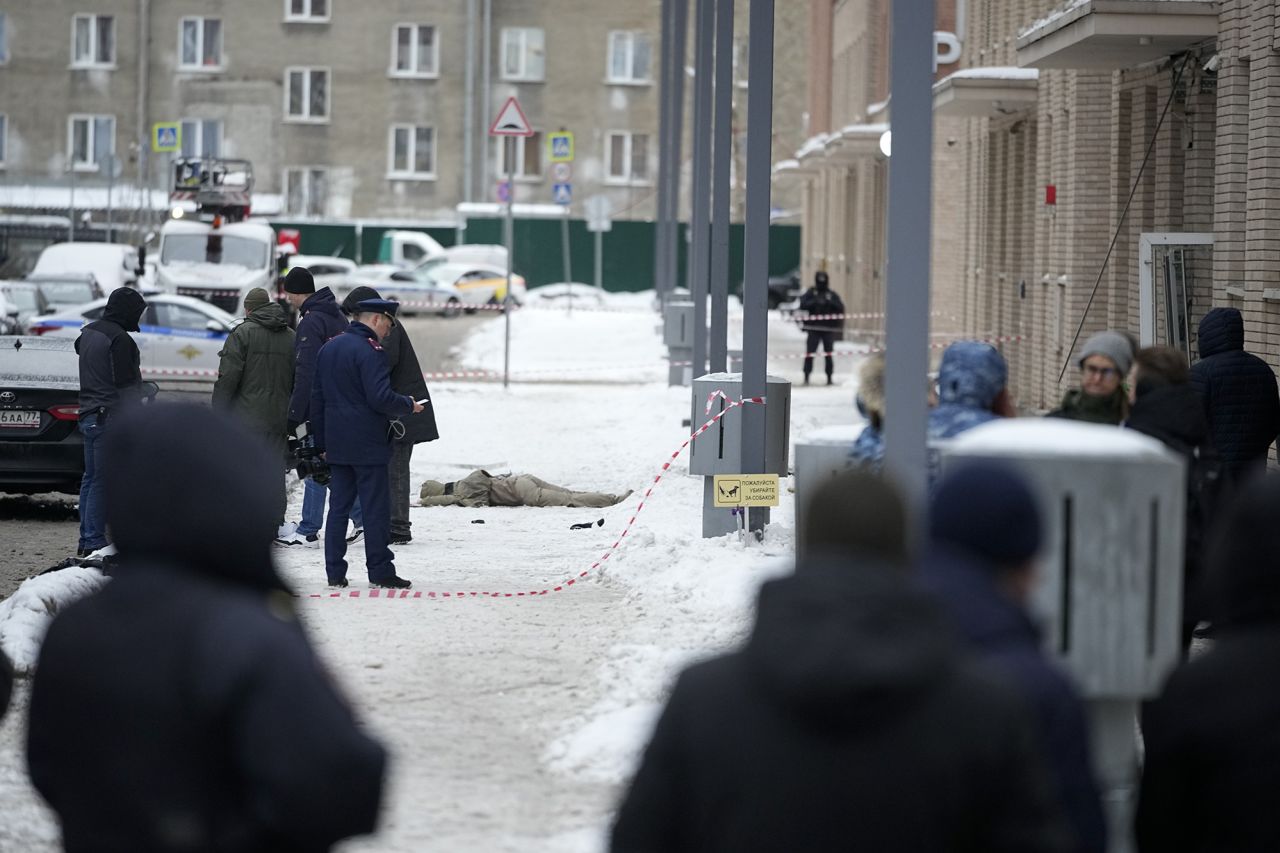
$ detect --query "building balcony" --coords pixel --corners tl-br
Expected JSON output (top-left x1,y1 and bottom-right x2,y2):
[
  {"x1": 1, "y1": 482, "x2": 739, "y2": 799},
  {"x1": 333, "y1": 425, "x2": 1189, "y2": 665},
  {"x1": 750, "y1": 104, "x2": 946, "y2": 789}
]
[
  {"x1": 933, "y1": 68, "x2": 1039, "y2": 118},
  {"x1": 1016, "y1": 0, "x2": 1217, "y2": 70}
]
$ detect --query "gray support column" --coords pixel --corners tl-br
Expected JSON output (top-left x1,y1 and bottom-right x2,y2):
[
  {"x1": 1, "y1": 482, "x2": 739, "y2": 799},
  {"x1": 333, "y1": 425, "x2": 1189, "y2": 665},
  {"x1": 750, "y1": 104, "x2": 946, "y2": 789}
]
[
  {"x1": 883, "y1": 0, "x2": 935, "y2": 508},
  {"x1": 667, "y1": 0, "x2": 689, "y2": 303},
  {"x1": 708, "y1": 0, "x2": 734, "y2": 373},
  {"x1": 480, "y1": 0, "x2": 492, "y2": 194},
  {"x1": 689, "y1": 0, "x2": 714, "y2": 379},
  {"x1": 464, "y1": 0, "x2": 477, "y2": 203},
  {"x1": 654, "y1": 0, "x2": 673, "y2": 299},
  {"x1": 740, "y1": 0, "x2": 774, "y2": 534}
]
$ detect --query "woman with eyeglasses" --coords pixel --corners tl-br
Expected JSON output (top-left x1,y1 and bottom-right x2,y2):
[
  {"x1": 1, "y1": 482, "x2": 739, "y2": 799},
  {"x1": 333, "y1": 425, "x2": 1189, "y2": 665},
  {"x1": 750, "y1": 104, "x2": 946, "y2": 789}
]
[{"x1": 1048, "y1": 330, "x2": 1135, "y2": 425}]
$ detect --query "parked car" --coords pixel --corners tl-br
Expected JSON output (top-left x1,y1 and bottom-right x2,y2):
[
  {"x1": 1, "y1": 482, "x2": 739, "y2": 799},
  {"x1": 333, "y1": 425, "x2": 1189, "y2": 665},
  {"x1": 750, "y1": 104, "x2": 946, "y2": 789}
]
[
  {"x1": 26, "y1": 273, "x2": 104, "y2": 313},
  {"x1": 418, "y1": 261, "x2": 527, "y2": 311},
  {"x1": 349, "y1": 268, "x2": 465, "y2": 318},
  {"x1": 524, "y1": 282, "x2": 607, "y2": 308},
  {"x1": 0, "y1": 282, "x2": 51, "y2": 333},
  {"x1": 28, "y1": 292, "x2": 234, "y2": 381},
  {"x1": 31, "y1": 241, "x2": 142, "y2": 293},
  {"x1": 0, "y1": 335, "x2": 84, "y2": 494}
]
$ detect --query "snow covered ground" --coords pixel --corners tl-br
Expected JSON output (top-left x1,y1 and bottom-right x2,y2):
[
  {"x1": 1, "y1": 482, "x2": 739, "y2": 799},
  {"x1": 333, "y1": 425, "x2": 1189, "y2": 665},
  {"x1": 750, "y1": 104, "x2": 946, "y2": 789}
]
[{"x1": 0, "y1": 296, "x2": 859, "y2": 852}]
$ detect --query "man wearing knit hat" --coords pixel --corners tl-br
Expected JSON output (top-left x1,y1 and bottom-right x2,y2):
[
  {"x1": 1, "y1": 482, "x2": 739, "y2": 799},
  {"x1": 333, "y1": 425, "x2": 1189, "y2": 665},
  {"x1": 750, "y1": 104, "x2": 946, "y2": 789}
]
[
  {"x1": 1050, "y1": 330, "x2": 1134, "y2": 425},
  {"x1": 279, "y1": 266, "x2": 363, "y2": 546},
  {"x1": 213, "y1": 287, "x2": 295, "y2": 541},
  {"x1": 922, "y1": 462, "x2": 1106, "y2": 853}
]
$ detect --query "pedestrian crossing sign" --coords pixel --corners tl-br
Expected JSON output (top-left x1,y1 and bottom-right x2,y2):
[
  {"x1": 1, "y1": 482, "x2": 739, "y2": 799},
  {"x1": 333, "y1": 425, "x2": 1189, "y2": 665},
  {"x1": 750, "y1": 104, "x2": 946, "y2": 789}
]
[
  {"x1": 549, "y1": 132, "x2": 574, "y2": 162},
  {"x1": 552, "y1": 183, "x2": 572, "y2": 205},
  {"x1": 152, "y1": 123, "x2": 181, "y2": 153}
]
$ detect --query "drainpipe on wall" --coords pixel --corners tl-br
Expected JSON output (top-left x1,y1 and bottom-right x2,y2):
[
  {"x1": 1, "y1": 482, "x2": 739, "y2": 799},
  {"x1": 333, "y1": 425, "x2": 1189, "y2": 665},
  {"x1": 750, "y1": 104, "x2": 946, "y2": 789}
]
[{"x1": 464, "y1": 0, "x2": 477, "y2": 205}]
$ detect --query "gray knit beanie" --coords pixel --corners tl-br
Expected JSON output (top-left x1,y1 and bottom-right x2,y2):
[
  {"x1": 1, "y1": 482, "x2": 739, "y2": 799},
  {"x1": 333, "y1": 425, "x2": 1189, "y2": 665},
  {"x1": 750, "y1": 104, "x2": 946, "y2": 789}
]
[{"x1": 1078, "y1": 330, "x2": 1134, "y2": 376}]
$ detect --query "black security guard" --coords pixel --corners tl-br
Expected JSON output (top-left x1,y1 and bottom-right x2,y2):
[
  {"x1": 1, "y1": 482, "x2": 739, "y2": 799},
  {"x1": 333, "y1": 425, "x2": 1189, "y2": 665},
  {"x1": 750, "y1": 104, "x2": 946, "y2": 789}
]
[{"x1": 310, "y1": 299, "x2": 422, "y2": 588}]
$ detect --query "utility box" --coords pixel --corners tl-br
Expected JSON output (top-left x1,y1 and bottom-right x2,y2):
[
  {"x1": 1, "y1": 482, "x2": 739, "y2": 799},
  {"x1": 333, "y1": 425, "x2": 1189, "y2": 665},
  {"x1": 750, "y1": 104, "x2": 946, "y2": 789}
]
[
  {"x1": 941, "y1": 418, "x2": 1186, "y2": 700},
  {"x1": 663, "y1": 301, "x2": 695, "y2": 386},
  {"x1": 689, "y1": 373, "x2": 791, "y2": 476},
  {"x1": 793, "y1": 426, "x2": 862, "y2": 557}
]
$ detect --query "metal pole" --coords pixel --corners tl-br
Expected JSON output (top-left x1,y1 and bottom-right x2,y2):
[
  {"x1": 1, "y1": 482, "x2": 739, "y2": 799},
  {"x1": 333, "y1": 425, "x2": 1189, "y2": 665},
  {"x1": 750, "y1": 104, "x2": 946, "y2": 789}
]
[
  {"x1": 69, "y1": 166, "x2": 76, "y2": 242},
  {"x1": 594, "y1": 229, "x2": 603, "y2": 291},
  {"x1": 464, "y1": 0, "x2": 477, "y2": 203},
  {"x1": 562, "y1": 208, "x2": 573, "y2": 316},
  {"x1": 740, "y1": 0, "x2": 774, "y2": 535},
  {"x1": 654, "y1": 0, "x2": 673, "y2": 299},
  {"x1": 481, "y1": 0, "x2": 492, "y2": 194},
  {"x1": 882, "y1": 0, "x2": 935, "y2": 509},
  {"x1": 667, "y1": 0, "x2": 689, "y2": 304},
  {"x1": 708, "y1": 0, "x2": 733, "y2": 373},
  {"x1": 689, "y1": 0, "x2": 713, "y2": 379},
  {"x1": 503, "y1": 136, "x2": 514, "y2": 389},
  {"x1": 106, "y1": 157, "x2": 115, "y2": 243}
]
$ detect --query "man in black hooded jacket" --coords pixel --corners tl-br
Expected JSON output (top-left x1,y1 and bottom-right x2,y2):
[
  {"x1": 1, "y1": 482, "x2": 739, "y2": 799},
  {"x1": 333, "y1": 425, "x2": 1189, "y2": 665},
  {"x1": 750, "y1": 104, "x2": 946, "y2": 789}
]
[
  {"x1": 27, "y1": 404, "x2": 387, "y2": 852},
  {"x1": 611, "y1": 470, "x2": 1071, "y2": 853},
  {"x1": 73, "y1": 286, "x2": 146, "y2": 557}
]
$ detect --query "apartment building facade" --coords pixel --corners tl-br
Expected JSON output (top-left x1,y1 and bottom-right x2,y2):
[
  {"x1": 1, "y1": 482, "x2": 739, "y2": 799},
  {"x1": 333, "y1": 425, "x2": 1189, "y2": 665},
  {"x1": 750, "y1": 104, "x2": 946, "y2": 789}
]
[{"x1": 0, "y1": 1, "x2": 808, "y2": 234}]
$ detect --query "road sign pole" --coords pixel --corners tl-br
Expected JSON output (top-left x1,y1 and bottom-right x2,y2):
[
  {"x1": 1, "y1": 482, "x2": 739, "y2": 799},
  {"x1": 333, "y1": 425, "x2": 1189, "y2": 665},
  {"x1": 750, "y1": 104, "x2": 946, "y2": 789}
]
[
  {"x1": 106, "y1": 155, "x2": 116, "y2": 244},
  {"x1": 68, "y1": 164, "x2": 76, "y2": 242},
  {"x1": 594, "y1": 229, "x2": 603, "y2": 292},
  {"x1": 504, "y1": 135, "x2": 515, "y2": 390},
  {"x1": 561, "y1": 208, "x2": 573, "y2": 316}
]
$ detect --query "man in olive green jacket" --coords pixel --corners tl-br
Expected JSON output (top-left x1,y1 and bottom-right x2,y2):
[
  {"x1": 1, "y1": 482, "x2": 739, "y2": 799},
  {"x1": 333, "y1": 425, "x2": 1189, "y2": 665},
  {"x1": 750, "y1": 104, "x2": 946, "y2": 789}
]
[
  {"x1": 420, "y1": 470, "x2": 630, "y2": 509},
  {"x1": 213, "y1": 288, "x2": 296, "y2": 534}
]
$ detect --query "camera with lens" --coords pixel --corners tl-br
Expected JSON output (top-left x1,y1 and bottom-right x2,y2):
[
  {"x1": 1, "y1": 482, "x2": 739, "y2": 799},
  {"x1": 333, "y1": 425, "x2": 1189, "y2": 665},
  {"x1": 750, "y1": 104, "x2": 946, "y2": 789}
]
[{"x1": 287, "y1": 430, "x2": 331, "y2": 487}]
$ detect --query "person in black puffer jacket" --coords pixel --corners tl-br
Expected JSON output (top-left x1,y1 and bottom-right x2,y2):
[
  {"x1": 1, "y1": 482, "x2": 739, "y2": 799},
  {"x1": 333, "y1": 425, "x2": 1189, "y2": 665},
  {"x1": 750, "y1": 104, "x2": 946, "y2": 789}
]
[{"x1": 1190, "y1": 306, "x2": 1280, "y2": 480}]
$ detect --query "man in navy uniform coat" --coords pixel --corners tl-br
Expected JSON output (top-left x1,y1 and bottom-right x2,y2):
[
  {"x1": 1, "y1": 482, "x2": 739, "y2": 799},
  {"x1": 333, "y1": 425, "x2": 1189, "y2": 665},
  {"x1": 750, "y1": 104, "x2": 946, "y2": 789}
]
[{"x1": 311, "y1": 298, "x2": 422, "y2": 588}]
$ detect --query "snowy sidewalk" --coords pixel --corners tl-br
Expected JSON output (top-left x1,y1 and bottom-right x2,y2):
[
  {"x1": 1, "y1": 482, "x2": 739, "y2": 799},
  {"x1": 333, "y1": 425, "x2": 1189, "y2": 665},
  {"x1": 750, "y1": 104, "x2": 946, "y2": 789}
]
[{"x1": 0, "y1": 299, "x2": 858, "y2": 852}]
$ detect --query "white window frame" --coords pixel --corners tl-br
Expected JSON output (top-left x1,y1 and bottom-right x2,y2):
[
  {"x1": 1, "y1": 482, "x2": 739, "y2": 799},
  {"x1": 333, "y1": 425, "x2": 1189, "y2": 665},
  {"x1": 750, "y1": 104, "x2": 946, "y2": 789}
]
[
  {"x1": 178, "y1": 17, "x2": 224, "y2": 71},
  {"x1": 0, "y1": 115, "x2": 7, "y2": 169},
  {"x1": 283, "y1": 166, "x2": 330, "y2": 217},
  {"x1": 67, "y1": 114, "x2": 116, "y2": 172},
  {"x1": 389, "y1": 23, "x2": 438, "y2": 78},
  {"x1": 0, "y1": 13, "x2": 9, "y2": 66},
  {"x1": 606, "y1": 30, "x2": 652, "y2": 85},
  {"x1": 494, "y1": 132, "x2": 543, "y2": 181},
  {"x1": 180, "y1": 118, "x2": 223, "y2": 159},
  {"x1": 283, "y1": 67, "x2": 331, "y2": 123},
  {"x1": 500, "y1": 27, "x2": 545, "y2": 82},
  {"x1": 284, "y1": 0, "x2": 330, "y2": 23},
  {"x1": 387, "y1": 125, "x2": 437, "y2": 180},
  {"x1": 71, "y1": 14, "x2": 115, "y2": 69},
  {"x1": 604, "y1": 131, "x2": 651, "y2": 185}
]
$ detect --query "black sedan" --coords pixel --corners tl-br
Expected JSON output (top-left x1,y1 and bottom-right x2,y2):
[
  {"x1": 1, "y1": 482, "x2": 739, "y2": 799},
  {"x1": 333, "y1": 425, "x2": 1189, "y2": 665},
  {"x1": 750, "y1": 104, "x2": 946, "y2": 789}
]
[{"x1": 0, "y1": 336, "x2": 83, "y2": 495}]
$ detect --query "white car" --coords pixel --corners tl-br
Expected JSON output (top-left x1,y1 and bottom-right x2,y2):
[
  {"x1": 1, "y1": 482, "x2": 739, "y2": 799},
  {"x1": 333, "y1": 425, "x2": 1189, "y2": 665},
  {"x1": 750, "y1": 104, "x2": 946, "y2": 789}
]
[
  {"x1": 348, "y1": 267, "x2": 465, "y2": 318},
  {"x1": 413, "y1": 261, "x2": 527, "y2": 311},
  {"x1": 27, "y1": 292, "x2": 235, "y2": 381}
]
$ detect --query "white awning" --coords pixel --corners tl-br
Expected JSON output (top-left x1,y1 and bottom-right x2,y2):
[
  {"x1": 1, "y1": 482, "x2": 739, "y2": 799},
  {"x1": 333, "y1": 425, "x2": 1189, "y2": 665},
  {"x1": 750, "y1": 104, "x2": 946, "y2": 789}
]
[
  {"x1": 1016, "y1": 0, "x2": 1217, "y2": 70},
  {"x1": 933, "y1": 68, "x2": 1040, "y2": 117}
]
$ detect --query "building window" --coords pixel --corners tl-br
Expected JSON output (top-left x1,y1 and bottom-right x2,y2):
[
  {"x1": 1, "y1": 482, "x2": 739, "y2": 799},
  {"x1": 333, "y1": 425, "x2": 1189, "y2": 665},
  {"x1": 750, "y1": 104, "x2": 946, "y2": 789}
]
[
  {"x1": 180, "y1": 119, "x2": 222, "y2": 158},
  {"x1": 501, "y1": 27, "x2": 545, "y2": 82},
  {"x1": 388, "y1": 125, "x2": 436, "y2": 179},
  {"x1": 607, "y1": 31, "x2": 651, "y2": 84},
  {"x1": 284, "y1": 68, "x2": 330, "y2": 122},
  {"x1": 0, "y1": 13, "x2": 8, "y2": 65},
  {"x1": 68, "y1": 115, "x2": 115, "y2": 171},
  {"x1": 179, "y1": 18, "x2": 223, "y2": 70},
  {"x1": 391, "y1": 24, "x2": 437, "y2": 77},
  {"x1": 72, "y1": 14, "x2": 115, "y2": 68},
  {"x1": 605, "y1": 131, "x2": 650, "y2": 184},
  {"x1": 495, "y1": 132, "x2": 543, "y2": 180},
  {"x1": 285, "y1": 0, "x2": 329, "y2": 23},
  {"x1": 284, "y1": 167, "x2": 329, "y2": 217},
  {"x1": 0, "y1": 115, "x2": 7, "y2": 167}
]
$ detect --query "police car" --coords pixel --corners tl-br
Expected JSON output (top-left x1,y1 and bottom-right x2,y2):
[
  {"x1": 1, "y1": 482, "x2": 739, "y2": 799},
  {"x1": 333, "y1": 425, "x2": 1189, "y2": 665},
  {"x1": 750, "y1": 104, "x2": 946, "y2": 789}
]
[{"x1": 26, "y1": 291, "x2": 234, "y2": 382}]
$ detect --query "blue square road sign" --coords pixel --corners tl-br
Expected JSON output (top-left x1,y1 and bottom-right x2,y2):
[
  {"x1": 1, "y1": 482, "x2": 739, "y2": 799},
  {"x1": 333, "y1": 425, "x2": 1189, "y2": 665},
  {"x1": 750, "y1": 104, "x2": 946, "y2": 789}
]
[{"x1": 552, "y1": 183, "x2": 572, "y2": 205}]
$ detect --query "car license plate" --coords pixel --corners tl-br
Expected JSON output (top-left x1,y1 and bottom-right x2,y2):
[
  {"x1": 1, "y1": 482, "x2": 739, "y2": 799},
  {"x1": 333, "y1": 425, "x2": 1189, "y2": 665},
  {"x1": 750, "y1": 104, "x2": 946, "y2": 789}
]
[{"x1": 0, "y1": 410, "x2": 41, "y2": 428}]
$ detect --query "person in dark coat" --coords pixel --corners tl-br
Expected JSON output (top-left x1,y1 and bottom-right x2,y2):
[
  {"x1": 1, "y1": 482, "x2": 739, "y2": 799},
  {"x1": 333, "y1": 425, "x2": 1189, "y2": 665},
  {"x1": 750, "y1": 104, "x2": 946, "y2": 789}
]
[
  {"x1": 611, "y1": 469, "x2": 1072, "y2": 853},
  {"x1": 1189, "y1": 306, "x2": 1280, "y2": 479},
  {"x1": 311, "y1": 299, "x2": 421, "y2": 589},
  {"x1": 1049, "y1": 330, "x2": 1133, "y2": 425},
  {"x1": 341, "y1": 286, "x2": 438, "y2": 545},
  {"x1": 922, "y1": 462, "x2": 1107, "y2": 853},
  {"x1": 1127, "y1": 346, "x2": 1229, "y2": 646},
  {"x1": 1136, "y1": 474, "x2": 1280, "y2": 852},
  {"x1": 0, "y1": 648, "x2": 12, "y2": 722},
  {"x1": 213, "y1": 287, "x2": 296, "y2": 539},
  {"x1": 283, "y1": 267, "x2": 362, "y2": 545},
  {"x1": 74, "y1": 286, "x2": 146, "y2": 558},
  {"x1": 26, "y1": 404, "x2": 386, "y2": 852},
  {"x1": 797, "y1": 270, "x2": 845, "y2": 385}
]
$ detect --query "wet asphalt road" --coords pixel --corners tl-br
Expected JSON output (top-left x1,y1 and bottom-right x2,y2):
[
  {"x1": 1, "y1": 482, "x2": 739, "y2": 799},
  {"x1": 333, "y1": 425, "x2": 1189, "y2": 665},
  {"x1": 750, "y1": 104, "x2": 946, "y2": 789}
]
[{"x1": 0, "y1": 314, "x2": 484, "y2": 601}]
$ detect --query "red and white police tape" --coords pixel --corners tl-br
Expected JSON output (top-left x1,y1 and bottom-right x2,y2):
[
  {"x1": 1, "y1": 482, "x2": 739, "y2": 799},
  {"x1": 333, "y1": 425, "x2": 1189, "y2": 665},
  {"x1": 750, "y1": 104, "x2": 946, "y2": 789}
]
[{"x1": 298, "y1": 391, "x2": 766, "y2": 602}]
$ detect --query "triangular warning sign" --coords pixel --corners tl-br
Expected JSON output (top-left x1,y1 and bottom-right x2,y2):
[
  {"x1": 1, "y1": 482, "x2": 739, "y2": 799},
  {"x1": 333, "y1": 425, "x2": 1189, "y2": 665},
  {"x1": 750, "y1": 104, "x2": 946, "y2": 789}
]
[{"x1": 488, "y1": 96, "x2": 535, "y2": 137}]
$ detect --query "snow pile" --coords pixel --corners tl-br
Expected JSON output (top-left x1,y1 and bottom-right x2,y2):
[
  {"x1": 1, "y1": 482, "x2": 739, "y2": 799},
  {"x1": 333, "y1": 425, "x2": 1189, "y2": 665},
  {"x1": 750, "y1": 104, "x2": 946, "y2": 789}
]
[
  {"x1": 0, "y1": 567, "x2": 106, "y2": 673},
  {"x1": 949, "y1": 417, "x2": 1174, "y2": 460}
]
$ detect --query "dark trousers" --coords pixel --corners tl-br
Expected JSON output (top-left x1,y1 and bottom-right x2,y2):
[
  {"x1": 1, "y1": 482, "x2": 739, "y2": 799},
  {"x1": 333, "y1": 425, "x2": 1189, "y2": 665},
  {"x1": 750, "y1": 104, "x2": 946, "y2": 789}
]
[
  {"x1": 388, "y1": 441, "x2": 413, "y2": 539},
  {"x1": 326, "y1": 463, "x2": 396, "y2": 584},
  {"x1": 804, "y1": 330, "x2": 837, "y2": 378}
]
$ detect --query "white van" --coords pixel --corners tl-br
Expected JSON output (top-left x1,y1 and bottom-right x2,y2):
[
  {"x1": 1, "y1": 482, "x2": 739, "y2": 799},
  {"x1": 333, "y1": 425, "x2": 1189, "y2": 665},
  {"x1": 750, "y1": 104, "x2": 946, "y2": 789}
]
[{"x1": 31, "y1": 242, "x2": 141, "y2": 293}]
